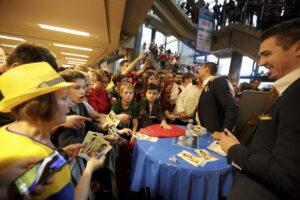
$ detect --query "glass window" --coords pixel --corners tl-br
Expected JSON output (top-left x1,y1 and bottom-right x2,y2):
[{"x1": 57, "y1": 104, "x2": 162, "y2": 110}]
[
  {"x1": 240, "y1": 56, "x2": 254, "y2": 76},
  {"x1": 207, "y1": 54, "x2": 218, "y2": 63},
  {"x1": 259, "y1": 82, "x2": 273, "y2": 89},
  {"x1": 218, "y1": 58, "x2": 230, "y2": 76},
  {"x1": 257, "y1": 66, "x2": 269, "y2": 75},
  {"x1": 155, "y1": 31, "x2": 165, "y2": 46},
  {"x1": 167, "y1": 36, "x2": 177, "y2": 43},
  {"x1": 141, "y1": 25, "x2": 152, "y2": 46},
  {"x1": 166, "y1": 41, "x2": 178, "y2": 54},
  {"x1": 238, "y1": 79, "x2": 250, "y2": 84}
]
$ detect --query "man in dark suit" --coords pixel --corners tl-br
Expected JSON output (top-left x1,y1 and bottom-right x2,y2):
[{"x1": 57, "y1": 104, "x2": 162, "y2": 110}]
[
  {"x1": 220, "y1": 18, "x2": 300, "y2": 200},
  {"x1": 197, "y1": 62, "x2": 238, "y2": 139}
]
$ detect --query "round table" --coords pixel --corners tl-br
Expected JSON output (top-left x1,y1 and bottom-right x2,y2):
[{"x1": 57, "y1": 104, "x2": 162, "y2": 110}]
[{"x1": 130, "y1": 133, "x2": 234, "y2": 200}]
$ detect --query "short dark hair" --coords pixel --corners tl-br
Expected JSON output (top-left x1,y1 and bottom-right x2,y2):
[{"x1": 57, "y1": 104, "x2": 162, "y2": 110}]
[
  {"x1": 143, "y1": 72, "x2": 155, "y2": 82},
  {"x1": 90, "y1": 69, "x2": 111, "y2": 81},
  {"x1": 6, "y1": 43, "x2": 58, "y2": 71},
  {"x1": 146, "y1": 83, "x2": 160, "y2": 93},
  {"x1": 175, "y1": 73, "x2": 183, "y2": 76},
  {"x1": 182, "y1": 73, "x2": 194, "y2": 82},
  {"x1": 146, "y1": 66, "x2": 156, "y2": 71},
  {"x1": 11, "y1": 92, "x2": 57, "y2": 121},
  {"x1": 251, "y1": 78, "x2": 261, "y2": 83},
  {"x1": 240, "y1": 82, "x2": 252, "y2": 91},
  {"x1": 260, "y1": 18, "x2": 300, "y2": 50},
  {"x1": 112, "y1": 73, "x2": 126, "y2": 85},
  {"x1": 203, "y1": 62, "x2": 218, "y2": 75},
  {"x1": 59, "y1": 69, "x2": 86, "y2": 82},
  {"x1": 120, "y1": 60, "x2": 129, "y2": 67},
  {"x1": 156, "y1": 71, "x2": 165, "y2": 76}
]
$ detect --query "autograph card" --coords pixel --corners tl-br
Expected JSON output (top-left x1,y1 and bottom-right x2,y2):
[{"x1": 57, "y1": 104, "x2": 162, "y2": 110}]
[
  {"x1": 177, "y1": 150, "x2": 207, "y2": 167},
  {"x1": 106, "y1": 110, "x2": 120, "y2": 126},
  {"x1": 207, "y1": 141, "x2": 227, "y2": 156},
  {"x1": 79, "y1": 131, "x2": 111, "y2": 160},
  {"x1": 79, "y1": 131, "x2": 103, "y2": 155},
  {"x1": 195, "y1": 149, "x2": 218, "y2": 161}
]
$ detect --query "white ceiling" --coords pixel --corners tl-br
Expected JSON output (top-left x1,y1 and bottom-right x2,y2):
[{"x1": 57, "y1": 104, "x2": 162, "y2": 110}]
[{"x1": 0, "y1": 0, "x2": 126, "y2": 66}]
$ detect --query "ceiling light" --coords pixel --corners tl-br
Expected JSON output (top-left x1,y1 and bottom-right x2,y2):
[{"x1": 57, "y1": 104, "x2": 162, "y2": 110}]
[
  {"x1": 53, "y1": 43, "x2": 92, "y2": 51},
  {"x1": 65, "y1": 57, "x2": 87, "y2": 62},
  {"x1": 38, "y1": 24, "x2": 89, "y2": 37},
  {"x1": 67, "y1": 60, "x2": 86, "y2": 65},
  {"x1": 62, "y1": 64, "x2": 74, "y2": 68},
  {"x1": 61, "y1": 52, "x2": 89, "y2": 58},
  {"x1": 0, "y1": 35, "x2": 25, "y2": 41},
  {"x1": 1, "y1": 44, "x2": 16, "y2": 48}
]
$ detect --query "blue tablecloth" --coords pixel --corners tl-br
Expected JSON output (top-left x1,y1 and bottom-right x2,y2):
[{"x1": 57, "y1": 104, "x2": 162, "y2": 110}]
[{"x1": 130, "y1": 133, "x2": 235, "y2": 200}]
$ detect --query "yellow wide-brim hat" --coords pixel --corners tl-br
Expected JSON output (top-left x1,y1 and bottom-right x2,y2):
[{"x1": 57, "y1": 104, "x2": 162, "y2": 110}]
[{"x1": 0, "y1": 62, "x2": 75, "y2": 112}]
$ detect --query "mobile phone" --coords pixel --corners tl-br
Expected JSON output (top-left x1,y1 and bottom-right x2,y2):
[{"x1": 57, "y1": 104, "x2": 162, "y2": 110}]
[{"x1": 8, "y1": 149, "x2": 69, "y2": 198}]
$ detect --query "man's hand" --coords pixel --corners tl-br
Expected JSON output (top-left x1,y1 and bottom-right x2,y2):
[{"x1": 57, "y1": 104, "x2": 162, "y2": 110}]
[
  {"x1": 219, "y1": 129, "x2": 240, "y2": 153},
  {"x1": 63, "y1": 115, "x2": 92, "y2": 129},
  {"x1": 117, "y1": 128, "x2": 132, "y2": 136},
  {"x1": 118, "y1": 114, "x2": 130, "y2": 122},
  {"x1": 211, "y1": 131, "x2": 223, "y2": 140},
  {"x1": 179, "y1": 112, "x2": 188, "y2": 120},
  {"x1": 63, "y1": 143, "x2": 85, "y2": 158}
]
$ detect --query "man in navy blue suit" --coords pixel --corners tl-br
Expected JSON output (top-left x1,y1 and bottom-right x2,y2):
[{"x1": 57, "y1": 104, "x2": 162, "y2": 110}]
[
  {"x1": 197, "y1": 62, "x2": 238, "y2": 138},
  {"x1": 220, "y1": 18, "x2": 300, "y2": 200}
]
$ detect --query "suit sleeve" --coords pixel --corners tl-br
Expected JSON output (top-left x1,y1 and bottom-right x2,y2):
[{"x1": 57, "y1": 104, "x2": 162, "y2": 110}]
[
  {"x1": 213, "y1": 78, "x2": 238, "y2": 131},
  {"x1": 228, "y1": 86, "x2": 300, "y2": 197}
]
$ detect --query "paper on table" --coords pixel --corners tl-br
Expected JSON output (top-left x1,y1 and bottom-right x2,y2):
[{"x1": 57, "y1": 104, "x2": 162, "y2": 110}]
[
  {"x1": 177, "y1": 150, "x2": 207, "y2": 167},
  {"x1": 195, "y1": 149, "x2": 218, "y2": 161},
  {"x1": 132, "y1": 132, "x2": 158, "y2": 142},
  {"x1": 207, "y1": 141, "x2": 227, "y2": 156}
]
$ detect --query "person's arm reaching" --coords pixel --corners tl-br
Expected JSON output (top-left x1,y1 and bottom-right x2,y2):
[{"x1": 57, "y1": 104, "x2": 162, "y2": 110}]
[
  {"x1": 122, "y1": 53, "x2": 146, "y2": 75},
  {"x1": 74, "y1": 156, "x2": 105, "y2": 200},
  {"x1": 136, "y1": 57, "x2": 150, "y2": 77}
]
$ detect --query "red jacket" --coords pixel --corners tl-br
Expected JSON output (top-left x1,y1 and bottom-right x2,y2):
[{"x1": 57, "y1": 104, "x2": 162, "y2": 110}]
[{"x1": 88, "y1": 88, "x2": 110, "y2": 114}]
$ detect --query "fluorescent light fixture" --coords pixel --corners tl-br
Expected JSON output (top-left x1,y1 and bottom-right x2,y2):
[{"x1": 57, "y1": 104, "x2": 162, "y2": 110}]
[
  {"x1": 53, "y1": 43, "x2": 92, "y2": 51},
  {"x1": 67, "y1": 60, "x2": 86, "y2": 65},
  {"x1": 61, "y1": 52, "x2": 89, "y2": 58},
  {"x1": 65, "y1": 57, "x2": 88, "y2": 62},
  {"x1": 1, "y1": 44, "x2": 16, "y2": 48},
  {"x1": 0, "y1": 35, "x2": 25, "y2": 41},
  {"x1": 38, "y1": 24, "x2": 89, "y2": 37},
  {"x1": 62, "y1": 64, "x2": 74, "y2": 68}
]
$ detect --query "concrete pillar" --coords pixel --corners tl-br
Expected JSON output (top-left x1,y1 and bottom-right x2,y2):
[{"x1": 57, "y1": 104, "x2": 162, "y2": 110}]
[
  {"x1": 228, "y1": 51, "x2": 243, "y2": 84},
  {"x1": 151, "y1": 28, "x2": 156, "y2": 43},
  {"x1": 107, "y1": 61, "x2": 118, "y2": 73},
  {"x1": 130, "y1": 24, "x2": 144, "y2": 61}
]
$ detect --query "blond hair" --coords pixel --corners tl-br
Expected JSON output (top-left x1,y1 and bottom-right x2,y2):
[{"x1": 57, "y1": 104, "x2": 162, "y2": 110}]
[{"x1": 120, "y1": 83, "x2": 134, "y2": 93}]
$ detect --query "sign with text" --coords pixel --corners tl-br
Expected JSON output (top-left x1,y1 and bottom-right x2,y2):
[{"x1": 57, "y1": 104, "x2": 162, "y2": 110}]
[{"x1": 196, "y1": 8, "x2": 214, "y2": 55}]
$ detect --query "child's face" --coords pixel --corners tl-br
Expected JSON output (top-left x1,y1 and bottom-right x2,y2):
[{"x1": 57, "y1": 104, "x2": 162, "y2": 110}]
[
  {"x1": 147, "y1": 75, "x2": 156, "y2": 85},
  {"x1": 69, "y1": 78, "x2": 86, "y2": 103},
  {"x1": 146, "y1": 89, "x2": 158, "y2": 103},
  {"x1": 121, "y1": 88, "x2": 134, "y2": 103},
  {"x1": 85, "y1": 79, "x2": 92, "y2": 97},
  {"x1": 93, "y1": 76, "x2": 110, "y2": 90}
]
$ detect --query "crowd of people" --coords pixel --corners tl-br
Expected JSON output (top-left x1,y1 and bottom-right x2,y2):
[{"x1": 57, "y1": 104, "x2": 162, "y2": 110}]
[
  {"x1": 142, "y1": 41, "x2": 197, "y2": 75},
  {"x1": 0, "y1": 18, "x2": 299, "y2": 200},
  {"x1": 179, "y1": 0, "x2": 300, "y2": 30}
]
